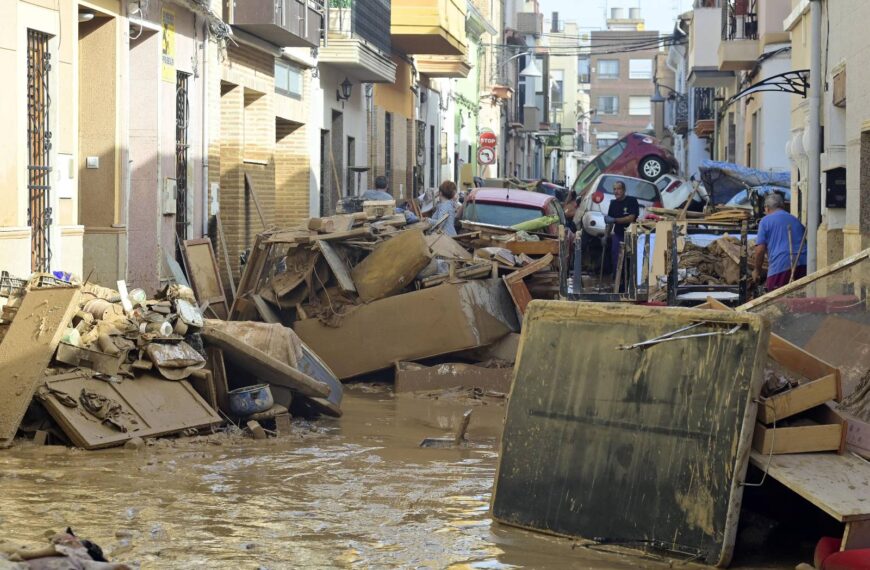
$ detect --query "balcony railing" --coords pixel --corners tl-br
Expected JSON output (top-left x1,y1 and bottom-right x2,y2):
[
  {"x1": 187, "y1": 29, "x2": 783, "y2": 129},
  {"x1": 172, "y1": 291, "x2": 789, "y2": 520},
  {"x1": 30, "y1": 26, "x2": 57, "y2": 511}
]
[
  {"x1": 693, "y1": 88, "x2": 715, "y2": 122},
  {"x1": 230, "y1": 0, "x2": 325, "y2": 47},
  {"x1": 721, "y1": 0, "x2": 758, "y2": 41}
]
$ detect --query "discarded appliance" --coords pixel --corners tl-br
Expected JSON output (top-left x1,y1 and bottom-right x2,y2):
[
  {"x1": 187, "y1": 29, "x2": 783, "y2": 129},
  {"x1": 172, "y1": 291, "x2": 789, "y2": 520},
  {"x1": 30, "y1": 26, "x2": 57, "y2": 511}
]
[
  {"x1": 294, "y1": 279, "x2": 519, "y2": 380},
  {"x1": 492, "y1": 301, "x2": 770, "y2": 566}
]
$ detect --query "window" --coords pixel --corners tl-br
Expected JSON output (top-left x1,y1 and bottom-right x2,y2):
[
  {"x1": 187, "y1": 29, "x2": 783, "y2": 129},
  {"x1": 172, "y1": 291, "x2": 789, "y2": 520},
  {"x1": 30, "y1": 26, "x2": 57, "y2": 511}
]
[
  {"x1": 578, "y1": 57, "x2": 590, "y2": 83},
  {"x1": 550, "y1": 69, "x2": 564, "y2": 109},
  {"x1": 346, "y1": 136, "x2": 355, "y2": 195},
  {"x1": 597, "y1": 59, "x2": 619, "y2": 79},
  {"x1": 275, "y1": 60, "x2": 302, "y2": 97},
  {"x1": 598, "y1": 175, "x2": 658, "y2": 201},
  {"x1": 597, "y1": 96, "x2": 619, "y2": 115},
  {"x1": 629, "y1": 59, "x2": 653, "y2": 80},
  {"x1": 629, "y1": 96, "x2": 651, "y2": 116}
]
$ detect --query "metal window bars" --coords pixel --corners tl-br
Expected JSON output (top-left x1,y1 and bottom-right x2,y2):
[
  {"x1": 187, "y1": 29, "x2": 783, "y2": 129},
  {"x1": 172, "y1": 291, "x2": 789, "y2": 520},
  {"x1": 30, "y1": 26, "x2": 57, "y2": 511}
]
[
  {"x1": 27, "y1": 29, "x2": 52, "y2": 274},
  {"x1": 722, "y1": 0, "x2": 758, "y2": 41}
]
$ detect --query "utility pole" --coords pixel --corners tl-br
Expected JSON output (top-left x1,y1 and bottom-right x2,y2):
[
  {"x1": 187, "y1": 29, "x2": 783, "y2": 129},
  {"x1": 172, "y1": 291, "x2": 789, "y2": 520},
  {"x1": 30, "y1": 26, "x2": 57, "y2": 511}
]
[{"x1": 807, "y1": 0, "x2": 822, "y2": 272}]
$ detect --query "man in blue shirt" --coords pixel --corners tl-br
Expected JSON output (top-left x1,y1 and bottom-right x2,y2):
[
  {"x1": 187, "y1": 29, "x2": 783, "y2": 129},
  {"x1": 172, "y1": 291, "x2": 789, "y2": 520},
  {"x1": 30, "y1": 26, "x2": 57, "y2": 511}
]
[{"x1": 753, "y1": 193, "x2": 807, "y2": 291}]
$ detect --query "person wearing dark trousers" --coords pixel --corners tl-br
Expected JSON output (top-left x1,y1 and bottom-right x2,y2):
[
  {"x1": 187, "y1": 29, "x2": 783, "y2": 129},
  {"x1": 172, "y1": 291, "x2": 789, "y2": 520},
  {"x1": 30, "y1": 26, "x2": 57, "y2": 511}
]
[
  {"x1": 603, "y1": 180, "x2": 639, "y2": 274},
  {"x1": 753, "y1": 192, "x2": 807, "y2": 291}
]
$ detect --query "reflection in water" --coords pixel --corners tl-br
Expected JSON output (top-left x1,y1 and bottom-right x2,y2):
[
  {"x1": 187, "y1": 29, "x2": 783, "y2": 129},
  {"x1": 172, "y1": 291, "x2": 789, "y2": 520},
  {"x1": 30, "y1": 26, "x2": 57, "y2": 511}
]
[{"x1": 0, "y1": 386, "x2": 673, "y2": 569}]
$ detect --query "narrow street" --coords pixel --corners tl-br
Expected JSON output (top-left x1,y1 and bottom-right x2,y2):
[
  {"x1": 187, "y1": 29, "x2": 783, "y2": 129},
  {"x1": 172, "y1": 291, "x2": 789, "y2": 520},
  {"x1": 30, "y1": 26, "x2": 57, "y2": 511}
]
[{"x1": 0, "y1": 386, "x2": 666, "y2": 569}]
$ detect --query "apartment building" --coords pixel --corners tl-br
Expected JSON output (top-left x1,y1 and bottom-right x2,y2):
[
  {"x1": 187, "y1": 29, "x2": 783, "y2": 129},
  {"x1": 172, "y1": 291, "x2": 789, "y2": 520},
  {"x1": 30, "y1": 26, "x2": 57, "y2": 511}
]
[
  {"x1": 786, "y1": 0, "x2": 870, "y2": 263},
  {"x1": 589, "y1": 8, "x2": 658, "y2": 151}
]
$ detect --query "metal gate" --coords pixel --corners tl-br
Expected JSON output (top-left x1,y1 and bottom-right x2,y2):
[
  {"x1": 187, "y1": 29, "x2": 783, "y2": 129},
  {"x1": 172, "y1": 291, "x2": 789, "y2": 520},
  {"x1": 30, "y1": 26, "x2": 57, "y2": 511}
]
[
  {"x1": 175, "y1": 72, "x2": 190, "y2": 246},
  {"x1": 27, "y1": 29, "x2": 52, "y2": 273}
]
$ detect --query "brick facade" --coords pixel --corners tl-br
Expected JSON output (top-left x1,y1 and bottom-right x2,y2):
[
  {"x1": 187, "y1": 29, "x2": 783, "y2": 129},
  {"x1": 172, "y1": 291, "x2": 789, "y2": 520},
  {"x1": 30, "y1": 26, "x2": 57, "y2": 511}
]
[{"x1": 210, "y1": 43, "x2": 312, "y2": 281}]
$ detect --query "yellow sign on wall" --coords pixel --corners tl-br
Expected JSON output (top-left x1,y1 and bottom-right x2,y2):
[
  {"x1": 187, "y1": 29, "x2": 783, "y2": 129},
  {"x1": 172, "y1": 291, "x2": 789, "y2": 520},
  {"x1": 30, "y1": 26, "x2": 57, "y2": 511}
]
[{"x1": 161, "y1": 8, "x2": 176, "y2": 83}]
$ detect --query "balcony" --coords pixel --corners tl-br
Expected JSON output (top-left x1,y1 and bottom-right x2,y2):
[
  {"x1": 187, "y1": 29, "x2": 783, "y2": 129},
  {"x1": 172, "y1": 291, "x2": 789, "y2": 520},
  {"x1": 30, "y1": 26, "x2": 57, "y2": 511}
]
[
  {"x1": 687, "y1": 4, "x2": 733, "y2": 88},
  {"x1": 718, "y1": 0, "x2": 758, "y2": 70},
  {"x1": 228, "y1": 0, "x2": 324, "y2": 48},
  {"x1": 692, "y1": 87, "x2": 716, "y2": 137},
  {"x1": 415, "y1": 55, "x2": 470, "y2": 78},
  {"x1": 318, "y1": 0, "x2": 397, "y2": 83},
  {"x1": 391, "y1": 0, "x2": 468, "y2": 56}
]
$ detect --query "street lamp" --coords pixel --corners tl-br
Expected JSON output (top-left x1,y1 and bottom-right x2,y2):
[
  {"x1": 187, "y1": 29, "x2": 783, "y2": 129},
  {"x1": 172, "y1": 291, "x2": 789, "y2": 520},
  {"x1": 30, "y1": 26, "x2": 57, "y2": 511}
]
[
  {"x1": 651, "y1": 82, "x2": 678, "y2": 104},
  {"x1": 336, "y1": 77, "x2": 353, "y2": 102},
  {"x1": 498, "y1": 50, "x2": 543, "y2": 78}
]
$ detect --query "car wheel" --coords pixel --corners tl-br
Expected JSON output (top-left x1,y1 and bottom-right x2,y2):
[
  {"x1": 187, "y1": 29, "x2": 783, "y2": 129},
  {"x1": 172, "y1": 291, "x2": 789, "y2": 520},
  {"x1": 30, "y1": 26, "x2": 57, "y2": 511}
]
[{"x1": 639, "y1": 156, "x2": 667, "y2": 181}]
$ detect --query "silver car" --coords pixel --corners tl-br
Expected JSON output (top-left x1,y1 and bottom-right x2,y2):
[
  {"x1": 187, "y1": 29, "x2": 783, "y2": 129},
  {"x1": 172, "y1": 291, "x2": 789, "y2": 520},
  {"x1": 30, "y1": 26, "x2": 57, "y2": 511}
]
[{"x1": 575, "y1": 174, "x2": 661, "y2": 237}]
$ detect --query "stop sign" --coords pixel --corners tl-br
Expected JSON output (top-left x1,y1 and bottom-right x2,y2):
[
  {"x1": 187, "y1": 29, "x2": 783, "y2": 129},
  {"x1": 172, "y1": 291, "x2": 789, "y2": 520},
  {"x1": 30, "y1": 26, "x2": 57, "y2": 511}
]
[{"x1": 478, "y1": 129, "x2": 497, "y2": 149}]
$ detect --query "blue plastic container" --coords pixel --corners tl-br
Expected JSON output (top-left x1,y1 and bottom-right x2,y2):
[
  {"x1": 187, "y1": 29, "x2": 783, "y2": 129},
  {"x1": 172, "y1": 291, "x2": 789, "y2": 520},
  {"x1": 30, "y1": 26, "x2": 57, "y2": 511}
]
[{"x1": 228, "y1": 384, "x2": 274, "y2": 416}]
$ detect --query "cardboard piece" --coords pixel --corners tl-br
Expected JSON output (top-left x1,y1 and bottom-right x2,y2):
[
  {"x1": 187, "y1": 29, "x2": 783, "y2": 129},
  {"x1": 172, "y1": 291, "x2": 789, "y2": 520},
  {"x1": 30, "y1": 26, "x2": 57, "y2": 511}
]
[
  {"x1": 350, "y1": 229, "x2": 432, "y2": 303},
  {"x1": 38, "y1": 371, "x2": 222, "y2": 450},
  {"x1": 294, "y1": 279, "x2": 520, "y2": 379},
  {"x1": 492, "y1": 302, "x2": 769, "y2": 567},
  {"x1": 395, "y1": 362, "x2": 512, "y2": 393},
  {"x1": 0, "y1": 286, "x2": 81, "y2": 447}
]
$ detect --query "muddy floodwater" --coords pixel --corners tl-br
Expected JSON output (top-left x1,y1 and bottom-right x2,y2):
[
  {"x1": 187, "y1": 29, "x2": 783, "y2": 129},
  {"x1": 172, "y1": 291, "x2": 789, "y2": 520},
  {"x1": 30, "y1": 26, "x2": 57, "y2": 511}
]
[{"x1": 0, "y1": 385, "x2": 786, "y2": 569}]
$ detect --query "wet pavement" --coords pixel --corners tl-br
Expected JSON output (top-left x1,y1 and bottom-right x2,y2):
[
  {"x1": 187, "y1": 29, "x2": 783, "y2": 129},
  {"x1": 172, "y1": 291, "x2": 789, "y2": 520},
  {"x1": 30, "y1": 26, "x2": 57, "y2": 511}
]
[{"x1": 0, "y1": 385, "x2": 781, "y2": 569}]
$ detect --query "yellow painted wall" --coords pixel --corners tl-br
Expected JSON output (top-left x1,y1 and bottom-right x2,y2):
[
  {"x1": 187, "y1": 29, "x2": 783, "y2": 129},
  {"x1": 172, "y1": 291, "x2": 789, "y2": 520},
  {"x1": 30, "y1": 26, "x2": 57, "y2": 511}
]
[
  {"x1": 374, "y1": 55, "x2": 413, "y2": 119},
  {"x1": 78, "y1": 15, "x2": 118, "y2": 228}
]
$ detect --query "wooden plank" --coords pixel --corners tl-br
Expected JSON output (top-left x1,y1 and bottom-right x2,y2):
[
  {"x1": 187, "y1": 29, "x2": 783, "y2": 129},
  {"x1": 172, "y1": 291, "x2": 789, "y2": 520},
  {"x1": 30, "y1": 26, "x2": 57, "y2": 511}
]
[
  {"x1": 183, "y1": 238, "x2": 228, "y2": 319},
  {"x1": 38, "y1": 371, "x2": 222, "y2": 450},
  {"x1": 215, "y1": 212, "x2": 237, "y2": 299},
  {"x1": 188, "y1": 369, "x2": 218, "y2": 411},
  {"x1": 752, "y1": 421, "x2": 843, "y2": 454},
  {"x1": 244, "y1": 172, "x2": 267, "y2": 229},
  {"x1": 749, "y1": 451, "x2": 870, "y2": 522},
  {"x1": 0, "y1": 286, "x2": 81, "y2": 447},
  {"x1": 503, "y1": 253, "x2": 554, "y2": 282},
  {"x1": 230, "y1": 234, "x2": 269, "y2": 320},
  {"x1": 503, "y1": 276, "x2": 533, "y2": 315},
  {"x1": 206, "y1": 347, "x2": 231, "y2": 414},
  {"x1": 504, "y1": 240, "x2": 559, "y2": 255},
  {"x1": 311, "y1": 227, "x2": 373, "y2": 242},
  {"x1": 201, "y1": 323, "x2": 330, "y2": 399},
  {"x1": 317, "y1": 241, "x2": 356, "y2": 293},
  {"x1": 739, "y1": 247, "x2": 870, "y2": 312}
]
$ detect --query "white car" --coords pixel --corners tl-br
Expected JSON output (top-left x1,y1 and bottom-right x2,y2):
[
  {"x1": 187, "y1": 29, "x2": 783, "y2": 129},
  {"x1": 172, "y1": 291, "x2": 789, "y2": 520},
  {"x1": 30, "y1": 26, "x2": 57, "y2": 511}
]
[
  {"x1": 655, "y1": 174, "x2": 709, "y2": 211},
  {"x1": 575, "y1": 174, "x2": 661, "y2": 238}
]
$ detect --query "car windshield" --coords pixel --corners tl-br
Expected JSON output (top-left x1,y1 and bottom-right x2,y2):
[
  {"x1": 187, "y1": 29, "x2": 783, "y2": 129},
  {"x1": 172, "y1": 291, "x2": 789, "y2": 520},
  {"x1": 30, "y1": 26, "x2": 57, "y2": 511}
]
[
  {"x1": 462, "y1": 202, "x2": 545, "y2": 227},
  {"x1": 596, "y1": 175, "x2": 659, "y2": 202},
  {"x1": 655, "y1": 177, "x2": 673, "y2": 192}
]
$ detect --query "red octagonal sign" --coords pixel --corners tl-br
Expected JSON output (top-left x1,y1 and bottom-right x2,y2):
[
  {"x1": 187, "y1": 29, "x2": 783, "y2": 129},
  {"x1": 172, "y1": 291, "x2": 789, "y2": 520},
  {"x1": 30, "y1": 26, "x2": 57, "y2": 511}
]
[{"x1": 478, "y1": 129, "x2": 497, "y2": 149}]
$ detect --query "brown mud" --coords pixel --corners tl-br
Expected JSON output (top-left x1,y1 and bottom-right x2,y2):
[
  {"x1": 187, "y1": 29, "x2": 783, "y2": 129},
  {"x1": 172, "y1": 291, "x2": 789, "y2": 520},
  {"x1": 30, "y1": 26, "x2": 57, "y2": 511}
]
[{"x1": 0, "y1": 384, "x2": 784, "y2": 569}]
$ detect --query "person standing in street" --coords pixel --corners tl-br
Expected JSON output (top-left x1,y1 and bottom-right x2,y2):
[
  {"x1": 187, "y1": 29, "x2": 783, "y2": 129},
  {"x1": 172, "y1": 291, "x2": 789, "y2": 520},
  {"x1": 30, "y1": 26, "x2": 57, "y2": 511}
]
[
  {"x1": 603, "y1": 180, "x2": 639, "y2": 273},
  {"x1": 753, "y1": 192, "x2": 807, "y2": 291},
  {"x1": 428, "y1": 180, "x2": 458, "y2": 236}
]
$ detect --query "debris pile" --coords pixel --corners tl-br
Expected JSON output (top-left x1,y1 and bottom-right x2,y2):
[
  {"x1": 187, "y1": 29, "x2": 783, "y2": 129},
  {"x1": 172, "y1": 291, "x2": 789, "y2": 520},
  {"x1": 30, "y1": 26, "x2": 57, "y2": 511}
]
[
  {"x1": 228, "y1": 209, "x2": 558, "y2": 380},
  {"x1": 0, "y1": 272, "x2": 338, "y2": 450}
]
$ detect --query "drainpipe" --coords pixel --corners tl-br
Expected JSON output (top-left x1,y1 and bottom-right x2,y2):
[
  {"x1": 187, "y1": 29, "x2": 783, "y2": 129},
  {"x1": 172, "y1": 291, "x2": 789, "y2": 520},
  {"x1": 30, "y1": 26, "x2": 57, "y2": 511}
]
[
  {"x1": 807, "y1": 0, "x2": 822, "y2": 272},
  {"x1": 200, "y1": 15, "x2": 210, "y2": 237}
]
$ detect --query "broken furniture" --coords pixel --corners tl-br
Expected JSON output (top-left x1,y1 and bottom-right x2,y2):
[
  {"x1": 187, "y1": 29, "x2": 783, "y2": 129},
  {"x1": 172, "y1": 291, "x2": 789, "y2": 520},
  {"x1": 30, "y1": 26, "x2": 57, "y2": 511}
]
[
  {"x1": 37, "y1": 370, "x2": 221, "y2": 450},
  {"x1": 492, "y1": 301, "x2": 770, "y2": 566},
  {"x1": 748, "y1": 451, "x2": 870, "y2": 551},
  {"x1": 293, "y1": 279, "x2": 519, "y2": 380},
  {"x1": 0, "y1": 285, "x2": 81, "y2": 448}
]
